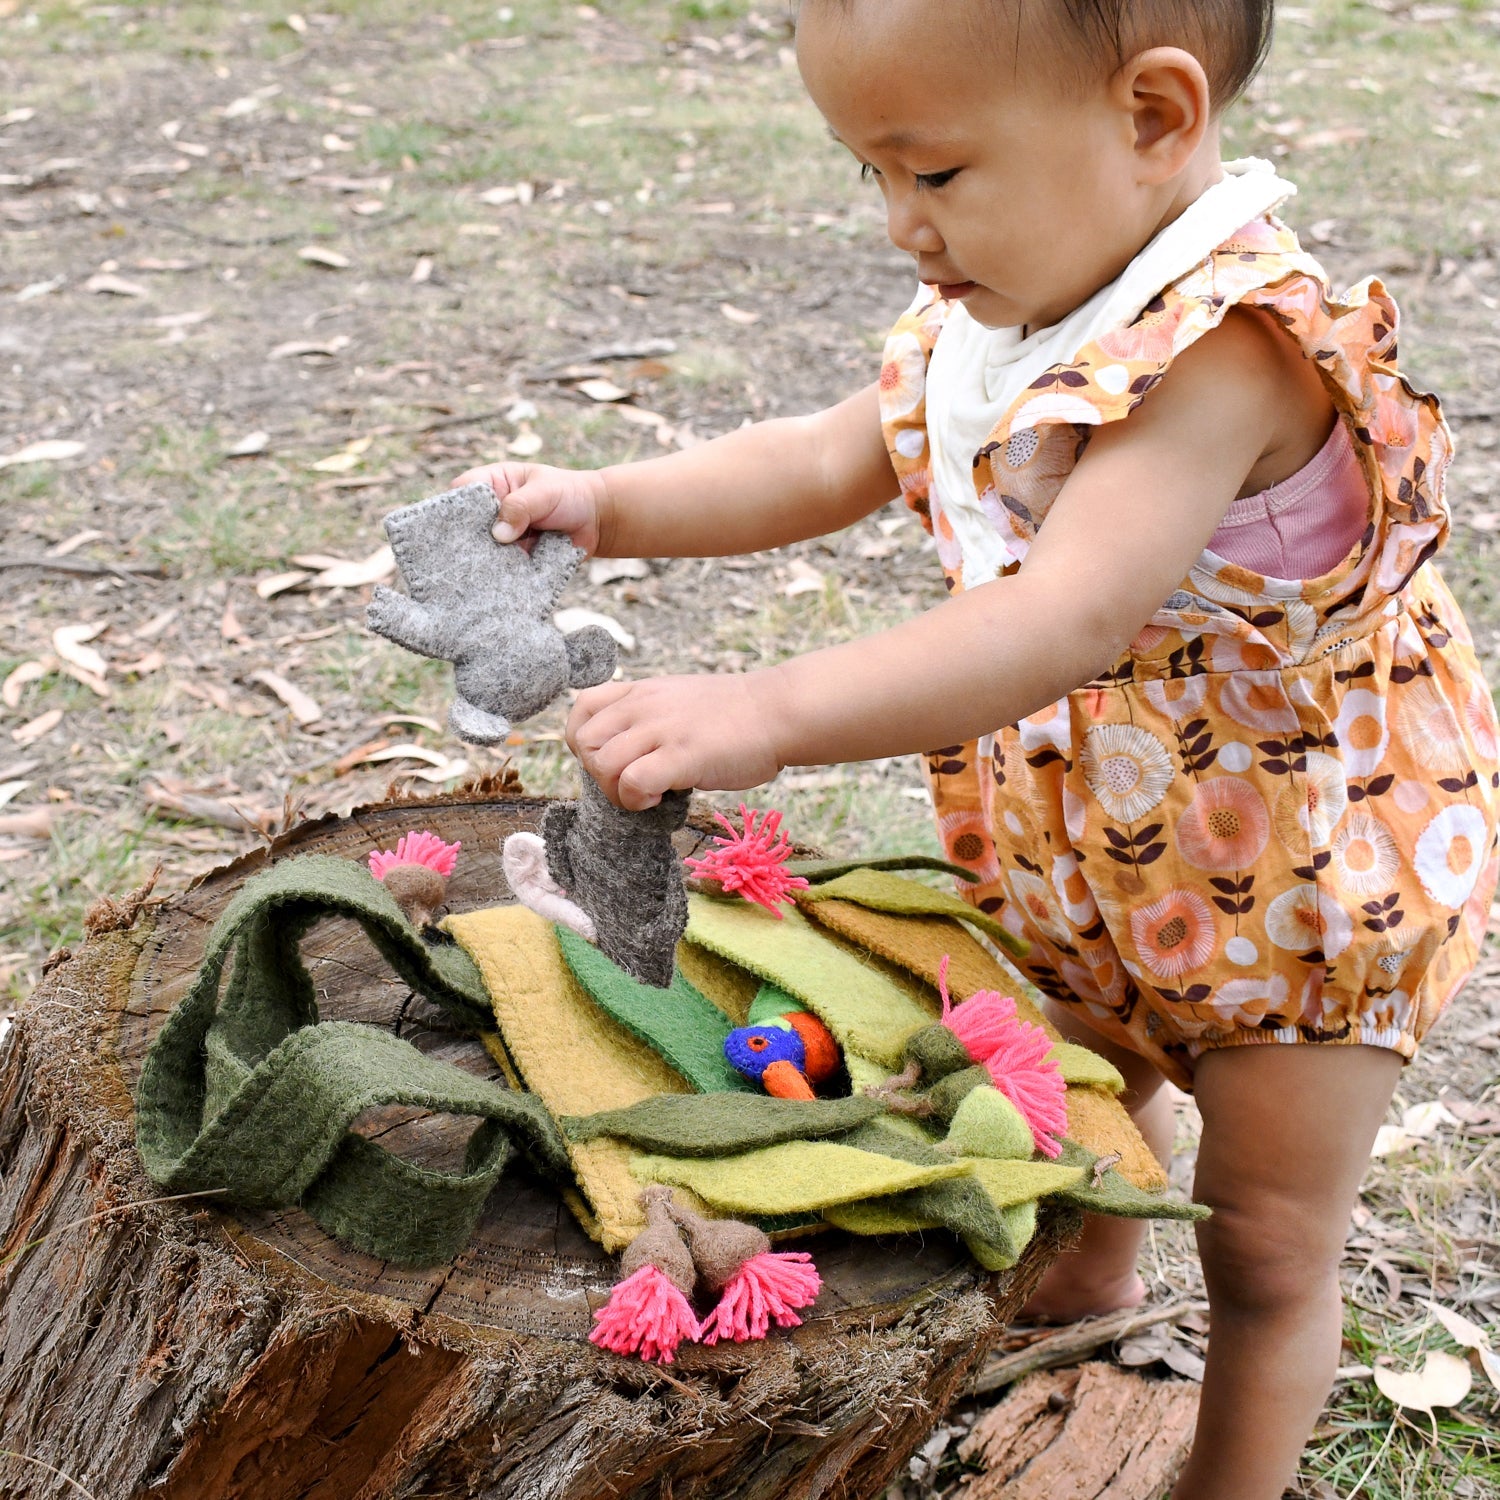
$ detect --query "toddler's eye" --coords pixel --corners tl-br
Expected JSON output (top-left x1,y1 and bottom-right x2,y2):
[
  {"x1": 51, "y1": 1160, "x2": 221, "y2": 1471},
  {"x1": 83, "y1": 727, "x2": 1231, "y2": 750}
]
[
  {"x1": 860, "y1": 162, "x2": 878, "y2": 182},
  {"x1": 915, "y1": 169, "x2": 959, "y2": 191}
]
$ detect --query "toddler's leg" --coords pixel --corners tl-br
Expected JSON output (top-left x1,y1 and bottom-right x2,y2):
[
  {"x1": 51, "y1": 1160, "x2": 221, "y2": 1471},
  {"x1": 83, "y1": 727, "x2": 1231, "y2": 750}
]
[
  {"x1": 1021, "y1": 1000, "x2": 1174, "y2": 1321},
  {"x1": 1174, "y1": 1043, "x2": 1401, "y2": 1500}
]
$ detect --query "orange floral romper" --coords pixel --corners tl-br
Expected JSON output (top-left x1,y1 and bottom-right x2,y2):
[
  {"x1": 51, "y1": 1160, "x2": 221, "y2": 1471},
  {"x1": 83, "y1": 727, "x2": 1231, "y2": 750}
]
[{"x1": 880, "y1": 212, "x2": 1500, "y2": 1090}]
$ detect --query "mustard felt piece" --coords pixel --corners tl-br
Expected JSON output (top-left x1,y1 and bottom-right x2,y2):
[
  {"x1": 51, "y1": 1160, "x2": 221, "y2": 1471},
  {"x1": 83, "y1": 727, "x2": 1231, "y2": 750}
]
[
  {"x1": 633, "y1": 1139, "x2": 972, "y2": 1216},
  {"x1": 795, "y1": 867, "x2": 1028, "y2": 959},
  {"x1": 445, "y1": 903, "x2": 689, "y2": 1250},
  {"x1": 684, "y1": 896, "x2": 936, "y2": 1070}
]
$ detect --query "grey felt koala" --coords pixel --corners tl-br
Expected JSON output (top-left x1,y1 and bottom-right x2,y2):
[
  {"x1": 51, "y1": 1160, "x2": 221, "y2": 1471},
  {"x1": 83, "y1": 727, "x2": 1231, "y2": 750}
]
[
  {"x1": 542, "y1": 776, "x2": 690, "y2": 989},
  {"x1": 367, "y1": 483, "x2": 618, "y2": 745}
]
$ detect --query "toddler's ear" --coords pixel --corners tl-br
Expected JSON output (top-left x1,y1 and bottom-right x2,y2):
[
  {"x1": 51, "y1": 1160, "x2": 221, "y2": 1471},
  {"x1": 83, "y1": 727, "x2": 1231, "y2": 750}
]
[{"x1": 1117, "y1": 46, "x2": 1211, "y2": 181}]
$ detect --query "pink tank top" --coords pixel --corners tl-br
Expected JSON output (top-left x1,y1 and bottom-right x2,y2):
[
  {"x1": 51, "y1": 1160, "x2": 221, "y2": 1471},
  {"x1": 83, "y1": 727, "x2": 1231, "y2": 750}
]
[{"x1": 1207, "y1": 417, "x2": 1369, "y2": 579}]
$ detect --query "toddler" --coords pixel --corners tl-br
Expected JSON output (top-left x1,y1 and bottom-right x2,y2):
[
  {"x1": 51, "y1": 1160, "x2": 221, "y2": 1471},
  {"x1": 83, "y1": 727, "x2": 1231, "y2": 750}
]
[{"x1": 458, "y1": 2, "x2": 1500, "y2": 1494}]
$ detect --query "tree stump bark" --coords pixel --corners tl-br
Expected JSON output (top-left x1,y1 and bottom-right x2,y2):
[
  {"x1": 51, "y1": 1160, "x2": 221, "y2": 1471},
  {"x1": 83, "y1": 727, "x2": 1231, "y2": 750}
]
[{"x1": 0, "y1": 790, "x2": 1073, "y2": 1500}]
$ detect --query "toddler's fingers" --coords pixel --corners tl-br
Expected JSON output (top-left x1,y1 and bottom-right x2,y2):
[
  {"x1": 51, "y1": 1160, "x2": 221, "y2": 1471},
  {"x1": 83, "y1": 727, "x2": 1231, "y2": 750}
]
[
  {"x1": 565, "y1": 682, "x2": 634, "y2": 755},
  {"x1": 616, "y1": 752, "x2": 681, "y2": 812}
]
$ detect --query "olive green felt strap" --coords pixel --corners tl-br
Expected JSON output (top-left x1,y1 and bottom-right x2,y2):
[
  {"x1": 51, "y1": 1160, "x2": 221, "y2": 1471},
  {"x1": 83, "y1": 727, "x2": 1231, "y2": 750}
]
[
  {"x1": 555, "y1": 924, "x2": 752, "y2": 1095},
  {"x1": 136, "y1": 854, "x2": 570, "y2": 1266},
  {"x1": 794, "y1": 867, "x2": 1028, "y2": 958},
  {"x1": 787, "y1": 854, "x2": 979, "y2": 884},
  {"x1": 564, "y1": 1093, "x2": 887, "y2": 1156}
]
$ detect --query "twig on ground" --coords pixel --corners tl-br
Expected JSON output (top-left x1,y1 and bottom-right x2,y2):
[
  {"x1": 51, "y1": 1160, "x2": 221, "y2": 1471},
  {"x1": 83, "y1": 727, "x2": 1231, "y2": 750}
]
[
  {"x1": 0, "y1": 555, "x2": 165, "y2": 580},
  {"x1": 971, "y1": 1298, "x2": 1209, "y2": 1395}
]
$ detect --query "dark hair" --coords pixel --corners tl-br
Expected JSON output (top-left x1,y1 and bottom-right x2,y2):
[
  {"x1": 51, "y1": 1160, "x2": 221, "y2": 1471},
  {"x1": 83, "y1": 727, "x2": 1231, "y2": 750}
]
[{"x1": 1021, "y1": 0, "x2": 1275, "y2": 110}]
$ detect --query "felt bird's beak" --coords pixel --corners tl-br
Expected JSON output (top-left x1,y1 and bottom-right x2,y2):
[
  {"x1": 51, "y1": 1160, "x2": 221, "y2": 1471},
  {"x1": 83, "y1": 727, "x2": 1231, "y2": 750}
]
[{"x1": 760, "y1": 1059, "x2": 815, "y2": 1101}]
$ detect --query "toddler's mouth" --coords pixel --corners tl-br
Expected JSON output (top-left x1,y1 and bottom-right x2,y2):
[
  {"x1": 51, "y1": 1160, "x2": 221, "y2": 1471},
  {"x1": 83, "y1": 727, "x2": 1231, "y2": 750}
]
[{"x1": 937, "y1": 280, "x2": 977, "y2": 300}]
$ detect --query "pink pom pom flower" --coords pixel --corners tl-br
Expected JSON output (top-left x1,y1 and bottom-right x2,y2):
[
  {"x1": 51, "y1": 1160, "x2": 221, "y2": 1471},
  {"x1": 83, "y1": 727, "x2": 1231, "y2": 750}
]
[
  {"x1": 368, "y1": 831, "x2": 461, "y2": 881},
  {"x1": 589, "y1": 1264, "x2": 701, "y2": 1365},
  {"x1": 936, "y1": 954, "x2": 1020, "y2": 1063},
  {"x1": 684, "y1": 805, "x2": 810, "y2": 917},
  {"x1": 698, "y1": 1251, "x2": 822, "y2": 1345},
  {"x1": 936, "y1": 954, "x2": 1067, "y2": 1159}
]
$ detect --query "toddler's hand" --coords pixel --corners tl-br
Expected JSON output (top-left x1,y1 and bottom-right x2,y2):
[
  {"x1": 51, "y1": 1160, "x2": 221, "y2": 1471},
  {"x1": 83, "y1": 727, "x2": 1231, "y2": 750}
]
[
  {"x1": 567, "y1": 672, "x2": 785, "y2": 810},
  {"x1": 451, "y1": 460, "x2": 608, "y2": 553}
]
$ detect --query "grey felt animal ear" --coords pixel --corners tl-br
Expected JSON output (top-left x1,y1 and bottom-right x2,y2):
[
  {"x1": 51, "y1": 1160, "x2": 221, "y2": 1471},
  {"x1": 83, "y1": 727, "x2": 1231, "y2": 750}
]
[{"x1": 367, "y1": 483, "x2": 620, "y2": 745}]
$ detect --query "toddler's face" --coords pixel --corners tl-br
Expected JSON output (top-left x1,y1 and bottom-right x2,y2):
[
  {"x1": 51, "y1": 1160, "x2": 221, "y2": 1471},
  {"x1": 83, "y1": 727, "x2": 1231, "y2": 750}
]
[{"x1": 797, "y1": 1, "x2": 1159, "y2": 332}]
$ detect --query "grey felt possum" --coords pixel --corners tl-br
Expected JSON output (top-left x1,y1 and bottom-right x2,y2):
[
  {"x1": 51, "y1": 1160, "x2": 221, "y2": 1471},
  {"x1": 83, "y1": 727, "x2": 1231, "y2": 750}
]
[
  {"x1": 367, "y1": 483, "x2": 617, "y2": 745},
  {"x1": 542, "y1": 776, "x2": 690, "y2": 989}
]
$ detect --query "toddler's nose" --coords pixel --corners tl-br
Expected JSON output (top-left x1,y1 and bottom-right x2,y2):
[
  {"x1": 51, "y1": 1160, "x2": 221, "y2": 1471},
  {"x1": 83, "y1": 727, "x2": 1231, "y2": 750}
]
[{"x1": 885, "y1": 194, "x2": 944, "y2": 258}]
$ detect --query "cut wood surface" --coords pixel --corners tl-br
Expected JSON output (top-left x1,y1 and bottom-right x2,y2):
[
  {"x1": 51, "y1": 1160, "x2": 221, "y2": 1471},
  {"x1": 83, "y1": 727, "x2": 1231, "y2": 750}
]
[
  {"x1": 0, "y1": 790, "x2": 1073, "y2": 1500},
  {"x1": 960, "y1": 1363, "x2": 1199, "y2": 1500}
]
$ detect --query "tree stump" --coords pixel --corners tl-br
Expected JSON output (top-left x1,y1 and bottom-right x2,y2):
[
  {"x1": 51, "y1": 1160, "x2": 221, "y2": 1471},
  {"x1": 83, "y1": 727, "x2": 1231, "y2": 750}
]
[{"x1": 0, "y1": 790, "x2": 1073, "y2": 1500}]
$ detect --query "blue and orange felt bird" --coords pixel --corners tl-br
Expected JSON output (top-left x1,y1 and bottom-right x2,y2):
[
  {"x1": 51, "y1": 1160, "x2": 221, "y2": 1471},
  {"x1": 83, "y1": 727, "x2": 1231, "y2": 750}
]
[{"x1": 724, "y1": 987, "x2": 841, "y2": 1100}]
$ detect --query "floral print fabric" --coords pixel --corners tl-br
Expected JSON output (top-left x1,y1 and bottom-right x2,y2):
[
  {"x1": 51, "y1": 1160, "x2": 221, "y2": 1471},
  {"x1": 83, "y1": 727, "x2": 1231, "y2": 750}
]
[{"x1": 880, "y1": 212, "x2": 1500, "y2": 1090}]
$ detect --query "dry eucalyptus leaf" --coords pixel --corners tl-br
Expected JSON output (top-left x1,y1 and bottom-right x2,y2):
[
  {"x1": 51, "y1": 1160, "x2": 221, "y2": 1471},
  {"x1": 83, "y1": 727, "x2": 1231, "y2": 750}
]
[
  {"x1": 0, "y1": 439, "x2": 85, "y2": 469},
  {"x1": 782, "y1": 559, "x2": 825, "y2": 597},
  {"x1": 553, "y1": 607, "x2": 635, "y2": 651},
  {"x1": 1373, "y1": 1351, "x2": 1472, "y2": 1414},
  {"x1": 118, "y1": 650, "x2": 166, "y2": 676},
  {"x1": 311, "y1": 546, "x2": 394, "y2": 589},
  {"x1": 1429, "y1": 1301, "x2": 1492, "y2": 1352},
  {"x1": 310, "y1": 450, "x2": 362, "y2": 473},
  {"x1": 226, "y1": 430, "x2": 270, "y2": 457},
  {"x1": 2, "y1": 660, "x2": 49, "y2": 709},
  {"x1": 719, "y1": 302, "x2": 760, "y2": 325},
  {"x1": 0, "y1": 781, "x2": 31, "y2": 809},
  {"x1": 353, "y1": 743, "x2": 451, "y2": 768},
  {"x1": 299, "y1": 245, "x2": 352, "y2": 269},
  {"x1": 52, "y1": 623, "x2": 108, "y2": 678},
  {"x1": 507, "y1": 429, "x2": 544, "y2": 458},
  {"x1": 86, "y1": 272, "x2": 149, "y2": 297},
  {"x1": 1402, "y1": 1100, "x2": 1458, "y2": 1137},
  {"x1": 60, "y1": 663, "x2": 110, "y2": 698},
  {"x1": 256, "y1": 570, "x2": 312, "y2": 599},
  {"x1": 12, "y1": 709, "x2": 63, "y2": 746},
  {"x1": 0, "y1": 807, "x2": 53, "y2": 840},
  {"x1": 248, "y1": 670, "x2": 322, "y2": 727},
  {"x1": 268, "y1": 336, "x2": 351, "y2": 360},
  {"x1": 410, "y1": 256, "x2": 434, "y2": 283},
  {"x1": 588, "y1": 557, "x2": 650, "y2": 585},
  {"x1": 575, "y1": 377, "x2": 630, "y2": 403},
  {"x1": 613, "y1": 406, "x2": 667, "y2": 428},
  {"x1": 398, "y1": 759, "x2": 470, "y2": 784}
]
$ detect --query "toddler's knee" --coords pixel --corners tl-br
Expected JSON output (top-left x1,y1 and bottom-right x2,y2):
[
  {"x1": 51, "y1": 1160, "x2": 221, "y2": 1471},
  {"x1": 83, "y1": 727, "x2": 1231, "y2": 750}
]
[{"x1": 1195, "y1": 1199, "x2": 1342, "y2": 1316}]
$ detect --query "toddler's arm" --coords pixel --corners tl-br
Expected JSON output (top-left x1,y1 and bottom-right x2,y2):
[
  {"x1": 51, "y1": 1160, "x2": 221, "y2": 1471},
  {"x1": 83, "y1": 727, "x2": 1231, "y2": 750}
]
[
  {"x1": 455, "y1": 383, "x2": 897, "y2": 558},
  {"x1": 570, "y1": 310, "x2": 1333, "y2": 807}
]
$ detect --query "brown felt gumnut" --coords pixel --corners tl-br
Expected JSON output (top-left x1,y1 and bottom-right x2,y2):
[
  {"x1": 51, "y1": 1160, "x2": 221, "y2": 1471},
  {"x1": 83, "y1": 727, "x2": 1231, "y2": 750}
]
[
  {"x1": 664, "y1": 1196, "x2": 770, "y2": 1294},
  {"x1": 379, "y1": 865, "x2": 448, "y2": 928},
  {"x1": 621, "y1": 1186, "x2": 697, "y2": 1297}
]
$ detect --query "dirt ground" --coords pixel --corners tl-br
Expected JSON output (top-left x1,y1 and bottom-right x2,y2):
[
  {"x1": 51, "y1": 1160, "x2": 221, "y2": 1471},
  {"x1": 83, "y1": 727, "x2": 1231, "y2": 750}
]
[{"x1": 2, "y1": 1, "x2": 1499, "y2": 1495}]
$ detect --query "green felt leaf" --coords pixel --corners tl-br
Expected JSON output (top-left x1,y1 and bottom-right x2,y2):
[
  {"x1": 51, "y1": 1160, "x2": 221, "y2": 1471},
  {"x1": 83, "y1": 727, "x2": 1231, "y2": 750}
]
[
  {"x1": 944, "y1": 1085, "x2": 1035, "y2": 1161},
  {"x1": 556, "y1": 924, "x2": 751, "y2": 1095},
  {"x1": 787, "y1": 854, "x2": 980, "y2": 884},
  {"x1": 1050, "y1": 1041, "x2": 1125, "y2": 1093},
  {"x1": 563, "y1": 1093, "x2": 886, "y2": 1156},
  {"x1": 1054, "y1": 1140, "x2": 1210, "y2": 1221},
  {"x1": 633, "y1": 1139, "x2": 971, "y2": 1215}
]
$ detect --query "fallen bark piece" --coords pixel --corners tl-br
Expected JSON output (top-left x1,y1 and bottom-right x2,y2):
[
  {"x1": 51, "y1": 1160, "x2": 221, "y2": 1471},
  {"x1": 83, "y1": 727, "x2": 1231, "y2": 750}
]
[{"x1": 960, "y1": 1362, "x2": 1199, "y2": 1500}]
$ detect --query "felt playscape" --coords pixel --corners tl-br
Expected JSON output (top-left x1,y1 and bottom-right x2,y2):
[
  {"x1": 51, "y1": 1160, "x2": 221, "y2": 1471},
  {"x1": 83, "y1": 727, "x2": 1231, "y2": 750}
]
[
  {"x1": 8, "y1": 789, "x2": 1199, "y2": 1500},
  {"x1": 134, "y1": 796, "x2": 1203, "y2": 1364}
]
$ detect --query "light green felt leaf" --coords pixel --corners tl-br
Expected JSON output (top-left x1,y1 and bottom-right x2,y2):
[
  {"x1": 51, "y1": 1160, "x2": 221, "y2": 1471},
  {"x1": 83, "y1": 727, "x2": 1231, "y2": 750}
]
[
  {"x1": 632, "y1": 1139, "x2": 970, "y2": 1215},
  {"x1": 685, "y1": 897, "x2": 935, "y2": 1069},
  {"x1": 1050, "y1": 1041, "x2": 1125, "y2": 1093}
]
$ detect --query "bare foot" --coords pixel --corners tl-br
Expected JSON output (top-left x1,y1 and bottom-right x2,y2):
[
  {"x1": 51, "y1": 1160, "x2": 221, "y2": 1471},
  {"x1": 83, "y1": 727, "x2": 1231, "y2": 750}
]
[{"x1": 1019, "y1": 1264, "x2": 1147, "y2": 1325}]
